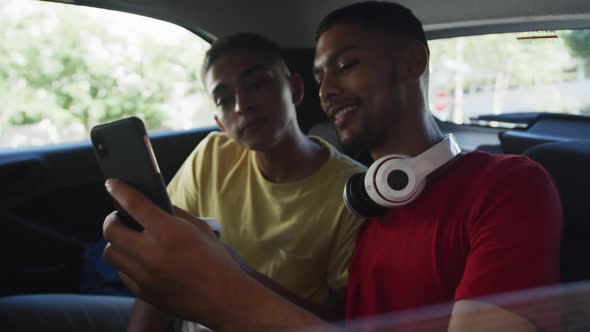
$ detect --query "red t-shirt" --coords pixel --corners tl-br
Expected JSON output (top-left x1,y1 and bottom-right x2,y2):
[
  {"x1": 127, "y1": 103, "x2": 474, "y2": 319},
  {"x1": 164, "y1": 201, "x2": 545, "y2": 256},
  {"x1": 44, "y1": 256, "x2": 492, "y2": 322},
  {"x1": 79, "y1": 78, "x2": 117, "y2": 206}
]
[{"x1": 346, "y1": 151, "x2": 562, "y2": 321}]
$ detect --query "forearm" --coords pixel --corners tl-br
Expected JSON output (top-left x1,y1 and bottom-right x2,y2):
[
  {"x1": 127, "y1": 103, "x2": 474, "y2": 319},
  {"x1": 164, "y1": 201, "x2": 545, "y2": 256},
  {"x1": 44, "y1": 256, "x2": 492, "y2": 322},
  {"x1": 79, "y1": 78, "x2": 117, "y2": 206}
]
[
  {"x1": 224, "y1": 244, "x2": 344, "y2": 321},
  {"x1": 213, "y1": 273, "x2": 331, "y2": 332},
  {"x1": 128, "y1": 298, "x2": 174, "y2": 332},
  {"x1": 449, "y1": 300, "x2": 538, "y2": 332},
  {"x1": 102, "y1": 184, "x2": 328, "y2": 332},
  {"x1": 249, "y1": 269, "x2": 344, "y2": 321}
]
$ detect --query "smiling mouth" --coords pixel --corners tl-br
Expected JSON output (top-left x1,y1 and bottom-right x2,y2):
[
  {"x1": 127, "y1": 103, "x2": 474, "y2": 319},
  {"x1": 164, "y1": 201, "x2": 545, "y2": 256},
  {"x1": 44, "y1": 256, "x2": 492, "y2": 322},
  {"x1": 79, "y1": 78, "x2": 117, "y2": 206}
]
[
  {"x1": 332, "y1": 105, "x2": 358, "y2": 122},
  {"x1": 327, "y1": 104, "x2": 359, "y2": 127}
]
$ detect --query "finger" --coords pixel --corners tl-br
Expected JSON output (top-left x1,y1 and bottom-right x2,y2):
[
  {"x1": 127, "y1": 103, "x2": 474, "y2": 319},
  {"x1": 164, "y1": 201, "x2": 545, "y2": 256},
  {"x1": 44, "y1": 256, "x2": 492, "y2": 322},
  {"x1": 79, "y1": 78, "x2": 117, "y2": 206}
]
[
  {"x1": 118, "y1": 271, "x2": 144, "y2": 299},
  {"x1": 172, "y1": 205, "x2": 215, "y2": 235},
  {"x1": 103, "y1": 211, "x2": 150, "y2": 260},
  {"x1": 105, "y1": 179, "x2": 171, "y2": 233},
  {"x1": 172, "y1": 205, "x2": 196, "y2": 222},
  {"x1": 173, "y1": 206, "x2": 209, "y2": 227},
  {"x1": 103, "y1": 242, "x2": 150, "y2": 287},
  {"x1": 102, "y1": 211, "x2": 119, "y2": 235}
]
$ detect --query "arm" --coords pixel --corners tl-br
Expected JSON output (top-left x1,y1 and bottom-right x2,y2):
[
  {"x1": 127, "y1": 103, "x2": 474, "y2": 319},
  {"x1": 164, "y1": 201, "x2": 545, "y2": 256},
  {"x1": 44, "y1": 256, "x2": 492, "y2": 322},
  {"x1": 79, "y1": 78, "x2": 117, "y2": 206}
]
[
  {"x1": 233, "y1": 203, "x2": 361, "y2": 322},
  {"x1": 174, "y1": 206, "x2": 345, "y2": 321},
  {"x1": 102, "y1": 179, "x2": 331, "y2": 332},
  {"x1": 452, "y1": 158, "x2": 562, "y2": 330},
  {"x1": 127, "y1": 248, "x2": 344, "y2": 331},
  {"x1": 449, "y1": 300, "x2": 538, "y2": 332},
  {"x1": 321, "y1": 207, "x2": 364, "y2": 321},
  {"x1": 127, "y1": 299, "x2": 174, "y2": 332},
  {"x1": 222, "y1": 242, "x2": 346, "y2": 321}
]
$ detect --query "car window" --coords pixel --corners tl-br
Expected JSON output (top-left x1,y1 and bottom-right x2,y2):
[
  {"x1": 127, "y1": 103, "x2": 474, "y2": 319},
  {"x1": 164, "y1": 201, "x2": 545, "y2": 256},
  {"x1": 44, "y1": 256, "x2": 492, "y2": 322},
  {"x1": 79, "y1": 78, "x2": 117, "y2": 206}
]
[
  {"x1": 429, "y1": 29, "x2": 590, "y2": 127},
  {"x1": 0, "y1": 0, "x2": 214, "y2": 150}
]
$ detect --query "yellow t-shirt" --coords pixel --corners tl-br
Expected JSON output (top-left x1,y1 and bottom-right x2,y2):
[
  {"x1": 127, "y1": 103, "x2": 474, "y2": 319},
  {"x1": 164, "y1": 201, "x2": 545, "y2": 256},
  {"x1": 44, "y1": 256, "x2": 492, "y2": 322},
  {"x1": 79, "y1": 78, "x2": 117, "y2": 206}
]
[{"x1": 167, "y1": 131, "x2": 366, "y2": 304}]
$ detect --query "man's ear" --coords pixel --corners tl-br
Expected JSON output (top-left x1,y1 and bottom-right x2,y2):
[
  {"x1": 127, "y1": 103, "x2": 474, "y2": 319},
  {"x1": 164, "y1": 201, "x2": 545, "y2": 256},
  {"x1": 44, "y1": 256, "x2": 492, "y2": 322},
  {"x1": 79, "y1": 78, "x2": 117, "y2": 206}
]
[
  {"x1": 214, "y1": 115, "x2": 226, "y2": 132},
  {"x1": 400, "y1": 41, "x2": 428, "y2": 82},
  {"x1": 289, "y1": 73, "x2": 305, "y2": 106}
]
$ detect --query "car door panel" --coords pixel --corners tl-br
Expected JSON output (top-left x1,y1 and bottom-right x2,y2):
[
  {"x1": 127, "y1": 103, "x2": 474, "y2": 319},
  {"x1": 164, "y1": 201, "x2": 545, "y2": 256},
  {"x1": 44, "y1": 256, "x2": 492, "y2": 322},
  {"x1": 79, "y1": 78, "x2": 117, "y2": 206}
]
[{"x1": 1, "y1": 126, "x2": 217, "y2": 296}]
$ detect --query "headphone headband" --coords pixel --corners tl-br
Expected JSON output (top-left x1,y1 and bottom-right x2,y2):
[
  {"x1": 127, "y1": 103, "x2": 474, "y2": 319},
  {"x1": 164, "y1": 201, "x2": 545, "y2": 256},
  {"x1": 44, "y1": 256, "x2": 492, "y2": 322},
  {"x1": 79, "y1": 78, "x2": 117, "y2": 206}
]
[
  {"x1": 344, "y1": 134, "x2": 462, "y2": 217},
  {"x1": 410, "y1": 134, "x2": 462, "y2": 179}
]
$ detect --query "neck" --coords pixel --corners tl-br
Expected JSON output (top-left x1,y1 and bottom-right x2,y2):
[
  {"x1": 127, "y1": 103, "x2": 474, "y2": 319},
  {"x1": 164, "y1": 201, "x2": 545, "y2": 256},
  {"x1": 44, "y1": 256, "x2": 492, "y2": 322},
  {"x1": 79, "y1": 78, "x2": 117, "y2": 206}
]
[
  {"x1": 371, "y1": 93, "x2": 444, "y2": 160},
  {"x1": 255, "y1": 128, "x2": 328, "y2": 183}
]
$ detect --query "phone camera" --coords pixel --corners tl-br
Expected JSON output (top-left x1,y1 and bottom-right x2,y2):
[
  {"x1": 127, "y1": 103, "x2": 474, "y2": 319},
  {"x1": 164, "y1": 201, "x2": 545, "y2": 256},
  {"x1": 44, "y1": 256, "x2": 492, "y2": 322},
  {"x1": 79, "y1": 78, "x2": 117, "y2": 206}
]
[{"x1": 93, "y1": 134, "x2": 109, "y2": 159}]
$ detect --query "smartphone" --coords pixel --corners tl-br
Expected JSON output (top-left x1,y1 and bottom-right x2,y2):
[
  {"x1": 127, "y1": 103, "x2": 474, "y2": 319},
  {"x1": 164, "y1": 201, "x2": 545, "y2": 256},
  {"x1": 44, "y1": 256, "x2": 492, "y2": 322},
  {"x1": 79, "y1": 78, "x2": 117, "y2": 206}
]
[{"x1": 90, "y1": 116, "x2": 174, "y2": 231}]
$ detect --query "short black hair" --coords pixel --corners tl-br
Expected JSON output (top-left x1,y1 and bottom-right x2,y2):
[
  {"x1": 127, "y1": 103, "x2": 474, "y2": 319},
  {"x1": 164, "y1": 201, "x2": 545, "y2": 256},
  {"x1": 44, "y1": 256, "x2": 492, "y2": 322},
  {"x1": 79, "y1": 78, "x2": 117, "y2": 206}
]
[
  {"x1": 316, "y1": 1, "x2": 429, "y2": 53},
  {"x1": 202, "y1": 33, "x2": 290, "y2": 81}
]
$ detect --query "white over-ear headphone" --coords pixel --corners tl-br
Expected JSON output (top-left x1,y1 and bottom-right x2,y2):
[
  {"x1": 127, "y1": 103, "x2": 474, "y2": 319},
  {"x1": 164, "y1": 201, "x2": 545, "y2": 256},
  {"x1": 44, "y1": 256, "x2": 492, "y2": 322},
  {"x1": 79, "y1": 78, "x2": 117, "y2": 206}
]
[{"x1": 344, "y1": 134, "x2": 462, "y2": 218}]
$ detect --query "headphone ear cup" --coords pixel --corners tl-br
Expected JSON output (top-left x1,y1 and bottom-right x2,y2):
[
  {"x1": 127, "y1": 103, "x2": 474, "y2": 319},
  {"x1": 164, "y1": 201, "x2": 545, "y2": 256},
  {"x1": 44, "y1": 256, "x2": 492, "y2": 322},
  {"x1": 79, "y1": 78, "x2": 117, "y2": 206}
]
[{"x1": 344, "y1": 172, "x2": 386, "y2": 218}]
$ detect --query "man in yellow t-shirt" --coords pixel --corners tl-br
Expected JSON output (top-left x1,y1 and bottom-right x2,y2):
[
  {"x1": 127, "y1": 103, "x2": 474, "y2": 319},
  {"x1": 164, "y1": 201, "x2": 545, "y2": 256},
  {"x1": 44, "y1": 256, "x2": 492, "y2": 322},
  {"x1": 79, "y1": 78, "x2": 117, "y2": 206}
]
[
  {"x1": 168, "y1": 132, "x2": 362, "y2": 305},
  {"x1": 128, "y1": 33, "x2": 365, "y2": 331}
]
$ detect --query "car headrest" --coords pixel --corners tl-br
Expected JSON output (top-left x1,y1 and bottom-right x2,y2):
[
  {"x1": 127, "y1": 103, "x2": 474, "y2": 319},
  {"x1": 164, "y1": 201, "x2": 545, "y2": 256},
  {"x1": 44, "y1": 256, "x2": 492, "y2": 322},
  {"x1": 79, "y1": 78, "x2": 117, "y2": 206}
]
[
  {"x1": 307, "y1": 121, "x2": 373, "y2": 166},
  {"x1": 525, "y1": 140, "x2": 590, "y2": 282},
  {"x1": 524, "y1": 140, "x2": 590, "y2": 225},
  {"x1": 308, "y1": 121, "x2": 344, "y2": 151}
]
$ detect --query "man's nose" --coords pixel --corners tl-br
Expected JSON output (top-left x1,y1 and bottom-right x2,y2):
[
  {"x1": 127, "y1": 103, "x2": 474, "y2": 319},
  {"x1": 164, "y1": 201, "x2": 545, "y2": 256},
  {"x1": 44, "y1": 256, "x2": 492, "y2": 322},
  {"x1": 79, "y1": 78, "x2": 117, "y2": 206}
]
[
  {"x1": 318, "y1": 71, "x2": 340, "y2": 103},
  {"x1": 233, "y1": 87, "x2": 253, "y2": 113}
]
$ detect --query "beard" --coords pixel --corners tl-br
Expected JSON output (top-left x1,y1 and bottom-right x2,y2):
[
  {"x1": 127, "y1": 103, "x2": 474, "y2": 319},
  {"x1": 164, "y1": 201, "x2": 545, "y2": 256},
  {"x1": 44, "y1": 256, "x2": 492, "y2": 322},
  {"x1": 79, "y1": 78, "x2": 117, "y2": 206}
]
[
  {"x1": 337, "y1": 100, "x2": 403, "y2": 157},
  {"x1": 337, "y1": 112, "x2": 382, "y2": 155}
]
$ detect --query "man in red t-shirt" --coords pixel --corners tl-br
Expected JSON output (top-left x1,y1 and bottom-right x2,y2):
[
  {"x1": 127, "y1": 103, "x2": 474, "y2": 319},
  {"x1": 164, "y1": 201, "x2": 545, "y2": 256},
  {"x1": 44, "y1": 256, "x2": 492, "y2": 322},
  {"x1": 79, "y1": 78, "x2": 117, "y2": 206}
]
[
  {"x1": 101, "y1": 2, "x2": 562, "y2": 331},
  {"x1": 346, "y1": 152, "x2": 561, "y2": 317},
  {"x1": 314, "y1": 2, "x2": 562, "y2": 328}
]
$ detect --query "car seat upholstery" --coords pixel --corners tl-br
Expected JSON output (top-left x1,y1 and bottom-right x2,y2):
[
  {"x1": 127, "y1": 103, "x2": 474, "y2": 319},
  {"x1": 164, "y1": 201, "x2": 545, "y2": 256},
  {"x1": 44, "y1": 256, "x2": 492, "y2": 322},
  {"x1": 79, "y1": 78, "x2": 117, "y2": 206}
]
[
  {"x1": 524, "y1": 140, "x2": 590, "y2": 282},
  {"x1": 308, "y1": 121, "x2": 373, "y2": 167},
  {"x1": 308, "y1": 121, "x2": 344, "y2": 151}
]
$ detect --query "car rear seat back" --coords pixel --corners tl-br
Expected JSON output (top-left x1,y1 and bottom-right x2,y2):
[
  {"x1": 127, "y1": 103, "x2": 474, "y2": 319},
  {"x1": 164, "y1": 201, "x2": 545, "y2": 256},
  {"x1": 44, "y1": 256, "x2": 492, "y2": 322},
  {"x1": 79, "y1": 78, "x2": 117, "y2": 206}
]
[
  {"x1": 524, "y1": 140, "x2": 590, "y2": 283},
  {"x1": 308, "y1": 121, "x2": 373, "y2": 166}
]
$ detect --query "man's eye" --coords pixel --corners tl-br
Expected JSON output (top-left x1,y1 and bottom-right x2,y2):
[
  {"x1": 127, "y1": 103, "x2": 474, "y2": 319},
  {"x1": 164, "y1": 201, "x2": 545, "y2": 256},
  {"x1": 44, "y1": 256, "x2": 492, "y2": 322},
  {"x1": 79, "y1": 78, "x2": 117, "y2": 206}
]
[
  {"x1": 337, "y1": 60, "x2": 358, "y2": 72},
  {"x1": 216, "y1": 96, "x2": 234, "y2": 110}
]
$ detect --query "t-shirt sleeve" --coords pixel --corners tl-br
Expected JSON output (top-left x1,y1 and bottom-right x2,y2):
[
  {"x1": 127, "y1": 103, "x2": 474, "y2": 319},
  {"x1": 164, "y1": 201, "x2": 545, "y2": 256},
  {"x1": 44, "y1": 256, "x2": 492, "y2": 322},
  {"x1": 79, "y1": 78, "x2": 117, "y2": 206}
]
[
  {"x1": 326, "y1": 209, "x2": 364, "y2": 291},
  {"x1": 454, "y1": 157, "x2": 562, "y2": 301},
  {"x1": 322, "y1": 160, "x2": 366, "y2": 291},
  {"x1": 166, "y1": 138, "x2": 207, "y2": 217}
]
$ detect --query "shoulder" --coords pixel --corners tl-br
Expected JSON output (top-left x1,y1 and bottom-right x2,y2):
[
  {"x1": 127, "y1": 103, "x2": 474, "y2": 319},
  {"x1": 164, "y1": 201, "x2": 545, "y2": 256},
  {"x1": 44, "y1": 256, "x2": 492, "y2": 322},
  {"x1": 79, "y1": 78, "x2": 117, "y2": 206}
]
[
  {"x1": 459, "y1": 151, "x2": 555, "y2": 187},
  {"x1": 191, "y1": 131, "x2": 246, "y2": 158},
  {"x1": 457, "y1": 151, "x2": 562, "y2": 225},
  {"x1": 199, "y1": 131, "x2": 239, "y2": 150},
  {"x1": 180, "y1": 131, "x2": 249, "y2": 174},
  {"x1": 459, "y1": 150, "x2": 537, "y2": 169}
]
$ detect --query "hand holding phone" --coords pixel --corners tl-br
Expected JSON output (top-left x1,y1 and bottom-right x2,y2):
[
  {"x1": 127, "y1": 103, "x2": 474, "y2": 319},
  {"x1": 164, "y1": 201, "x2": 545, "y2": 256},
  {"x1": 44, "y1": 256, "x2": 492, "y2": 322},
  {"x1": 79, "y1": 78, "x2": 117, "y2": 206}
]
[{"x1": 91, "y1": 116, "x2": 174, "y2": 231}]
